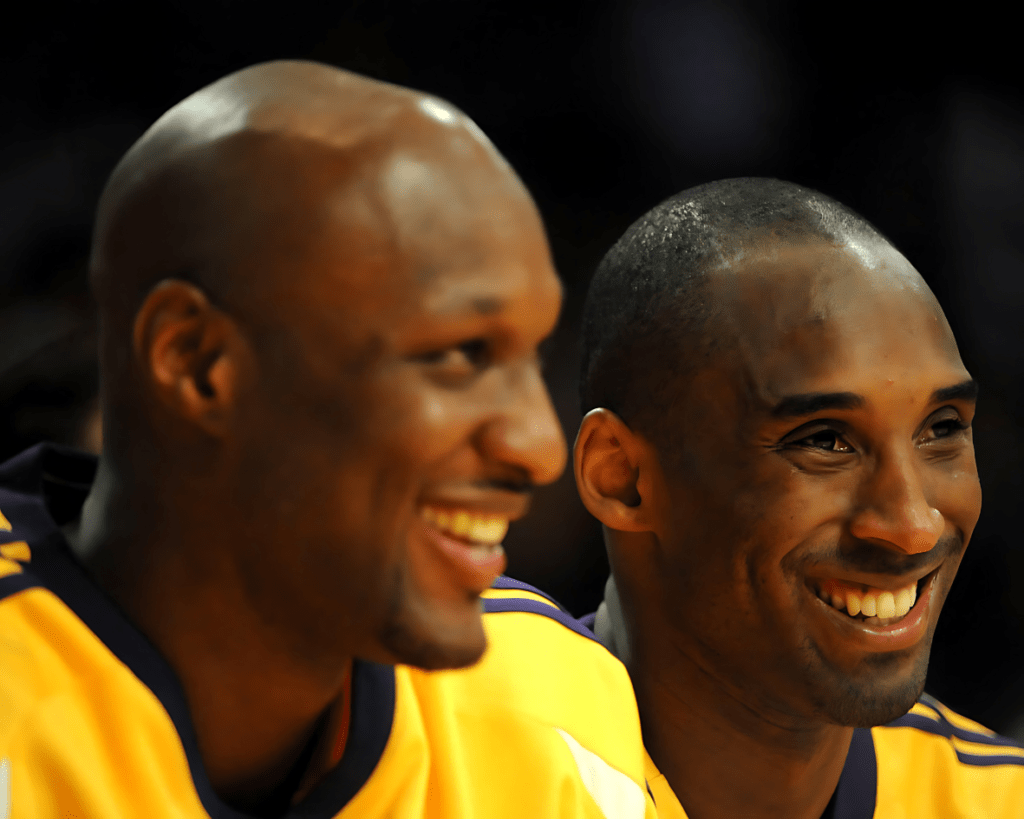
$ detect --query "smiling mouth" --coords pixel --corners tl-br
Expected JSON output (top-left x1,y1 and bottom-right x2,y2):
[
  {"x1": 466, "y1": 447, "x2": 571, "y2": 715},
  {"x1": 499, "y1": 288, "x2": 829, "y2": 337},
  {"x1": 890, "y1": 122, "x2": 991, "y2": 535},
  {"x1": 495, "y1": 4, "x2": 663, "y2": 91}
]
[
  {"x1": 812, "y1": 573, "x2": 934, "y2": 627},
  {"x1": 420, "y1": 506, "x2": 509, "y2": 549}
]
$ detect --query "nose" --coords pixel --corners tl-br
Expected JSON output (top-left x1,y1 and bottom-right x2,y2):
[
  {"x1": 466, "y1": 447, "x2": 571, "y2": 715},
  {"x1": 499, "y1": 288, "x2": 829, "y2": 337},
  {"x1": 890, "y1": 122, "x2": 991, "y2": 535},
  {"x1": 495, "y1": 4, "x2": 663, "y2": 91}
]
[
  {"x1": 477, "y1": 361, "x2": 568, "y2": 487},
  {"x1": 849, "y1": 447, "x2": 944, "y2": 554}
]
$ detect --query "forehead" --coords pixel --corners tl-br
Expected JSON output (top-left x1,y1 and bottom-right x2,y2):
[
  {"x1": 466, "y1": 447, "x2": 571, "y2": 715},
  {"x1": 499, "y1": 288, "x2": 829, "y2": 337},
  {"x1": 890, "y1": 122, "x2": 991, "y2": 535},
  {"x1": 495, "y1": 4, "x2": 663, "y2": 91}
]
[
  {"x1": 709, "y1": 240, "x2": 968, "y2": 407},
  {"x1": 267, "y1": 141, "x2": 560, "y2": 354}
]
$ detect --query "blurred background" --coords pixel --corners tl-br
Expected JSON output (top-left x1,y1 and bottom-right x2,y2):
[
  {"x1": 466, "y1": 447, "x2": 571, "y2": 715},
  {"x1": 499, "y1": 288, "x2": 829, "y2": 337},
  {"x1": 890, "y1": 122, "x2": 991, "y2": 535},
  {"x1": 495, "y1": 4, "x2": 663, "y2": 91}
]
[{"x1": 2, "y1": 1, "x2": 1022, "y2": 735}]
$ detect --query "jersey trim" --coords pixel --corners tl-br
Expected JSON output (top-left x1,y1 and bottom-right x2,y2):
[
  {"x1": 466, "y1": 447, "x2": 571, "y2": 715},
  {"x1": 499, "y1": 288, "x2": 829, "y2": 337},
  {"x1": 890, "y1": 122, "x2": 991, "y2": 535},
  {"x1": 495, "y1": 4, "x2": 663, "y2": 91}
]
[
  {"x1": 834, "y1": 728, "x2": 876, "y2": 819},
  {"x1": 0, "y1": 444, "x2": 398, "y2": 819},
  {"x1": 284, "y1": 662, "x2": 396, "y2": 816},
  {"x1": 888, "y1": 695, "x2": 1024, "y2": 767},
  {"x1": 0, "y1": 571, "x2": 39, "y2": 602},
  {"x1": 490, "y1": 575, "x2": 567, "y2": 609},
  {"x1": 483, "y1": 595, "x2": 601, "y2": 643}
]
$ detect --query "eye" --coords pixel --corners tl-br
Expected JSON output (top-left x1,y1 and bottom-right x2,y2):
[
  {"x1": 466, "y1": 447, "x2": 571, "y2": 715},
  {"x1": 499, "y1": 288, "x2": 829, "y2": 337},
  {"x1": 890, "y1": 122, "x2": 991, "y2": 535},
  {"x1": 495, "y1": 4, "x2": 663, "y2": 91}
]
[
  {"x1": 921, "y1": 413, "x2": 969, "y2": 442},
  {"x1": 414, "y1": 339, "x2": 492, "y2": 384},
  {"x1": 932, "y1": 419, "x2": 967, "y2": 438},
  {"x1": 789, "y1": 428, "x2": 854, "y2": 454}
]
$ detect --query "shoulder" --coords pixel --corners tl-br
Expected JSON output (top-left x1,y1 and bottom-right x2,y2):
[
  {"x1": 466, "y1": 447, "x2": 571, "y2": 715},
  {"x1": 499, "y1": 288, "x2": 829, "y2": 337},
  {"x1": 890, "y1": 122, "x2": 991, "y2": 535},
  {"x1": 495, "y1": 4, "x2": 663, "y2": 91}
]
[
  {"x1": 871, "y1": 694, "x2": 1024, "y2": 816},
  {"x1": 481, "y1": 576, "x2": 602, "y2": 642},
  {"x1": 474, "y1": 576, "x2": 630, "y2": 687},
  {"x1": 880, "y1": 693, "x2": 1024, "y2": 766},
  {"x1": 478, "y1": 577, "x2": 629, "y2": 687},
  {"x1": 392, "y1": 577, "x2": 652, "y2": 818}
]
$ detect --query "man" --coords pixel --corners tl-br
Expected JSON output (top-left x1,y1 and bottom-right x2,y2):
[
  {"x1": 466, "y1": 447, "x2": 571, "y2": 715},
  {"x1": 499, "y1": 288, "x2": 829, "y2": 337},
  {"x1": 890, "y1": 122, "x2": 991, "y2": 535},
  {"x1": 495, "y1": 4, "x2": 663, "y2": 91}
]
[
  {"x1": 574, "y1": 178, "x2": 1024, "y2": 818},
  {"x1": 0, "y1": 62, "x2": 652, "y2": 818}
]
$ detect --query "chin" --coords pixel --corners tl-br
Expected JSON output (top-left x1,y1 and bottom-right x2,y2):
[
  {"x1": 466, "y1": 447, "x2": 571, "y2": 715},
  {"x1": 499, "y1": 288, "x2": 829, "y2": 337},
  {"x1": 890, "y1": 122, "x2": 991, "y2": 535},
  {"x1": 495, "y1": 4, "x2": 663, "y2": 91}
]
[
  {"x1": 815, "y1": 651, "x2": 929, "y2": 728},
  {"x1": 378, "y1": 606, "x2": 489, "y2": 671}
]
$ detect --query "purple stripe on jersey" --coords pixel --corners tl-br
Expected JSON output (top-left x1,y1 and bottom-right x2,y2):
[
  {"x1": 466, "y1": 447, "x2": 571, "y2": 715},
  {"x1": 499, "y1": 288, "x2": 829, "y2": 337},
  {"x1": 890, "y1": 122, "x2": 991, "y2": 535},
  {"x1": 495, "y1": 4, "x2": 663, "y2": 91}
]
[
  {"x1": 578, "y1": 611, "x2": 597, "y2": 631},
  {"x1": 490, "y1": 575, "x2": 566, "y2": 610},
  {"x1": 892, "y1": 712, "x2": 1024, "y2": 751},
  {"x1": 298, "y1": 661, "x2": 396, "y2": 813},
  {"x1": 953, "y1": 751, "x2": 1024, "y2": 767},
  {"x1": 2, "y1": 444, "x2": 403, "y2": 818},
  {"x1": 834, "y1": 727, "x2": 877, "y2": 819},
  {"x1": 483, "y1": 597, "x2": 600, "y2": 643}
]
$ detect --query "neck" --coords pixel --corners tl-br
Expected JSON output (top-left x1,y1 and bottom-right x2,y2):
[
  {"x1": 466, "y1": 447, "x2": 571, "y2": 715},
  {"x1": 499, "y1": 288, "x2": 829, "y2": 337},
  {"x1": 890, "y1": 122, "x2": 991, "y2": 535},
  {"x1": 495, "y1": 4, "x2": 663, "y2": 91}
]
[
  {"x1": 70, "y1": 456, "x2": 352, "y2": 812},
  {"x1": 631, "y1": 629, "x2": 851, "y2": 819}
]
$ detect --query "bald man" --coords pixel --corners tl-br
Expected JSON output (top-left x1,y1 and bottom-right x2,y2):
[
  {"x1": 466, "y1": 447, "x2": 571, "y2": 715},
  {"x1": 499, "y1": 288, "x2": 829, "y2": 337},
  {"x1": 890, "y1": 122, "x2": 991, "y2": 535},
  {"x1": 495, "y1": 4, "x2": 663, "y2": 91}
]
[
  {"x1": 574, "y1": 179, "x2": 1024, "y2": 818},
  {"x1": 0, "y1": 62, "x2": 652, "y2": 818}
]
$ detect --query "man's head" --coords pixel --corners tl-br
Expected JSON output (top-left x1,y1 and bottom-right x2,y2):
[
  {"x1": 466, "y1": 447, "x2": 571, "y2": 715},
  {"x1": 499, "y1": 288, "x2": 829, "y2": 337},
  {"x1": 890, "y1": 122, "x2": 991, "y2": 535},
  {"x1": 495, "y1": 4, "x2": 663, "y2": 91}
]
[
  {"x1": 575, "y1": 178, "x2": 980, "y2": 727},
  {"x1": 89, "y1": 61, "x2": 566, "y2": 672}
]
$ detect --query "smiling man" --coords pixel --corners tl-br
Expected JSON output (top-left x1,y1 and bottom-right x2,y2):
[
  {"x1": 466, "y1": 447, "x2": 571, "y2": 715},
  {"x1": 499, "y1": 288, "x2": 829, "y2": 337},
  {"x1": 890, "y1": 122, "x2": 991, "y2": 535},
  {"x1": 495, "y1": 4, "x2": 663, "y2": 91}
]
[
  {"x1": 575, "y1": 178, "x2": 1024, "y2": 818},
  {"x1": 0, "y1": 62, "x2": 651, "y2": 818}
]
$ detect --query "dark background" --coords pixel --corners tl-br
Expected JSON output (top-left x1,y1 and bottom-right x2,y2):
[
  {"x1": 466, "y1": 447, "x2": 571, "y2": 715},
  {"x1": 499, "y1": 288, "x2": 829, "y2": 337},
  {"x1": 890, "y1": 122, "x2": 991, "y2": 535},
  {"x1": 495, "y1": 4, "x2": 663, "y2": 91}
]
[{"x1": 2, "y1": 2, "x2": 1022, "y2": 735}]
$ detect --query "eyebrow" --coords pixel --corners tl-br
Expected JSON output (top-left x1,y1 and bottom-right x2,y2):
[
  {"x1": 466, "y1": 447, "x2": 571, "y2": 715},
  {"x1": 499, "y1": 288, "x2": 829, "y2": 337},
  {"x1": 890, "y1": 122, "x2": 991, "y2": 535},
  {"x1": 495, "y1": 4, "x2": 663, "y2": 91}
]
[
  {"x1": 770, "y1": 392, "x2": 864, "y2": 418},
  {"x1": 770, "y1": 378, "x2": 980, "y2": 419},
  {"x1": 930, "y1": 379, "x2": 979, "y2": 404}
]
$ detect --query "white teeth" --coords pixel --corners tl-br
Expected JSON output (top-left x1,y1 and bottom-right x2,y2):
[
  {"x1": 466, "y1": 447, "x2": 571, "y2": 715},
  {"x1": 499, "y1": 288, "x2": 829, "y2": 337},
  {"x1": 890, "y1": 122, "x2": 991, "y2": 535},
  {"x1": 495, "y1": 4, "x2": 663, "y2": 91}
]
[
  {"x1": 876, "y1": 591, "x2": 896, "y2": 619},
  {"x1": 821, "y1": 580, "x2": 920, "y2": 622},
  {"x1": 895, "y1": 586, "x2": 915, "y2": 618},
  {"x1": 420, "y1": 506, "x2": 509, "y2": 545}
]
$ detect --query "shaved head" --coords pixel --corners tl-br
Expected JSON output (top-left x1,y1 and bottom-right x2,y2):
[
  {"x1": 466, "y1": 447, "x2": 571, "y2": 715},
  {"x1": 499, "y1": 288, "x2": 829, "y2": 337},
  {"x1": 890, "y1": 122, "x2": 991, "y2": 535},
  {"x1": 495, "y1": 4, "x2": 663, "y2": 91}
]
[
  {"x1": 91, "y1": 60, "x2": 522, "y2": 324},
  {"x1": 69, "y1": 61, "x2": 566, "y2": 805},
  {"x1": 81, "y1": 57, "x2": 564, "y2": 676},
  {"x1": 91, "y1": 61, "x2": 537, "y2": 462},
  {"x1": 579, "y1": 177, "x2": 896, "y2": 457}
]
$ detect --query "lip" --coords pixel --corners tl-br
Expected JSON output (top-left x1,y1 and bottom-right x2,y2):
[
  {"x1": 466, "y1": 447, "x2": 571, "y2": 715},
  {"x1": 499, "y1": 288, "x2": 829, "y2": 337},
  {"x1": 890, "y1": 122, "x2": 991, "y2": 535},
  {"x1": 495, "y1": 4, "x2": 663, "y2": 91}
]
[
  {"x1": 808, "y1": 568, "x2": 939, "y2": 653},
  {"x1": 417, "y1": 510, "x2": 509, "y2": 595}
]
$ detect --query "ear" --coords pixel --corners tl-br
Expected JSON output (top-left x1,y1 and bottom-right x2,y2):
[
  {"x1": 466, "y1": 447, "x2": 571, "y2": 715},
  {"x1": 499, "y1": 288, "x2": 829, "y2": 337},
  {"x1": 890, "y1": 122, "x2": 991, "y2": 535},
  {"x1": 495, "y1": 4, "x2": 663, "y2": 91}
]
[
  {"x1": 574, "y1": 408, "x2": 660, "y2": 533},
  {"x1": 132, "y1": 279, "x2": 247, "y2": 437}
]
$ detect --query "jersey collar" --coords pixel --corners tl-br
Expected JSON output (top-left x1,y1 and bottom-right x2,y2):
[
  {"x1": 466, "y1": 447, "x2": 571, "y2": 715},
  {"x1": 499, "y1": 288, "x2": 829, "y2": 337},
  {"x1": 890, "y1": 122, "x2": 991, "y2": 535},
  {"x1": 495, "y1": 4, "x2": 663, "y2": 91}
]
[{"x1": 4, "y1": 444, "x2": 396, "y2": 818}]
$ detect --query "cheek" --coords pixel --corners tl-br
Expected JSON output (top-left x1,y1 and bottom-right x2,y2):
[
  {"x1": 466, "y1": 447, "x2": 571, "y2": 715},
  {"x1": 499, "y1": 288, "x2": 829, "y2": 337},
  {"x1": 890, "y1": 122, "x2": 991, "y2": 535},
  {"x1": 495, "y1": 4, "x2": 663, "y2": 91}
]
[
  {"x1": 358, "y1": 374, "x2": 488, "y2": 458},
  {"x1": 934, "y1": 455, "x2": 982, "y2": 536}
]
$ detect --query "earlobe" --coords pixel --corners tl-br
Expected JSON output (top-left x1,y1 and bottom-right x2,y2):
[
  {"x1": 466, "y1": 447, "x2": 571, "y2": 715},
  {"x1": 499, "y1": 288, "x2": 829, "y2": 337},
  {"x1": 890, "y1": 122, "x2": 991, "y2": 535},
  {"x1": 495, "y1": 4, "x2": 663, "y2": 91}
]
[
  {"x1": 133, "y1": 279, "x2": 243, "y2": 436},
  {"x1": 574, "y1": 408, "x2": 656, "y2": 533}
]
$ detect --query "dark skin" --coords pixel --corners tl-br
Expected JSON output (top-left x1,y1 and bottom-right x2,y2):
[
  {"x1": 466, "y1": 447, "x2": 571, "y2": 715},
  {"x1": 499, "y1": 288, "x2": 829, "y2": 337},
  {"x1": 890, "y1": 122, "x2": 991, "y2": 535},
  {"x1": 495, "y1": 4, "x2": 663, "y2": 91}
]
[
  {"x1": 70, "y1": 62, "x2": 566, "y2": 813},
  {"x1": 576, "y1": 238, "x2": 981, "y2": 819}
]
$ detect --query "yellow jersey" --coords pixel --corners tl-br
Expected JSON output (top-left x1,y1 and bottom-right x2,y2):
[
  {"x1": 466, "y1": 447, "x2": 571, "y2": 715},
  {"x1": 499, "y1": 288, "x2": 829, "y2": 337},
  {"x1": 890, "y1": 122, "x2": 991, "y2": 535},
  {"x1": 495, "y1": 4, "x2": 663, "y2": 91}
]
[
  {"x1": 0, "y1": 445, "x2": 655, "y2": 818},
  {"x1": 588, "y1": 576, "x2": 1024, "y2": 818},
  {"x1": 645, "y1": 697, "x2": 1024, "y2": 818}
]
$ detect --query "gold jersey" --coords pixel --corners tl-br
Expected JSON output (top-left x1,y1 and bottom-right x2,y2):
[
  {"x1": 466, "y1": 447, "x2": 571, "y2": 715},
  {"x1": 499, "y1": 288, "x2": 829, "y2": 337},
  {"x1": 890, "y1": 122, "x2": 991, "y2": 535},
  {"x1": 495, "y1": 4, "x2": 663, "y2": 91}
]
[
  {"x1": 588, "y1": 569, "x2": 1024, "y2": 819},
  {"x1": 637, "y1": 681, "x2": 1024, "y2": 818},
  {"x1": 0, "y1": 445, "x2": 655, "y2": 818}
]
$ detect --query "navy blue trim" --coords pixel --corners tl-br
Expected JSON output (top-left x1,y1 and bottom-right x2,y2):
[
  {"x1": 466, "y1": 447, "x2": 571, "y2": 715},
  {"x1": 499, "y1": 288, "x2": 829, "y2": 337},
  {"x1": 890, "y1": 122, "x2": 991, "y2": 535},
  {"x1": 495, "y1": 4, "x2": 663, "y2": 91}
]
[
  {"x1": 578, "y1": 611, "x2": 597, "y2": 631},
  {"x1": 954, "y1": 750, "x2": 1024, "y2": 767},
  {"x1": 25, "y1": 530, "x2": 249, "y2": 818},
  {"x1": 888, "y1": 697, "x2": 1024, "y2": 761},
  {"x1": 891, "y1": 713, "x2": 1024, "y2": 750},
  {"x1": 0, "y1": 445, "x2": 399, "y2": 817},
  {"x1": 483, "y1": 596, "x2": 601, "y2": 643},
  {"x1": 490, "y1": 575, "x2": 567, "y2": 610},
  {"x1": 293, "y1": 662, "x2": 395, "y2": 817},
  {"x1": 0, "y1": 571, "x2": 40, "y2": 602},
  {"x1": 834, "y1": 728, "x2": 877, "y2": 819},
  {"x1": 819, "y1": 784, "x2": 837, "y2": 819},
  {"x1": 887, "y1": 716, "x2": 1024, "y2": 767}
]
